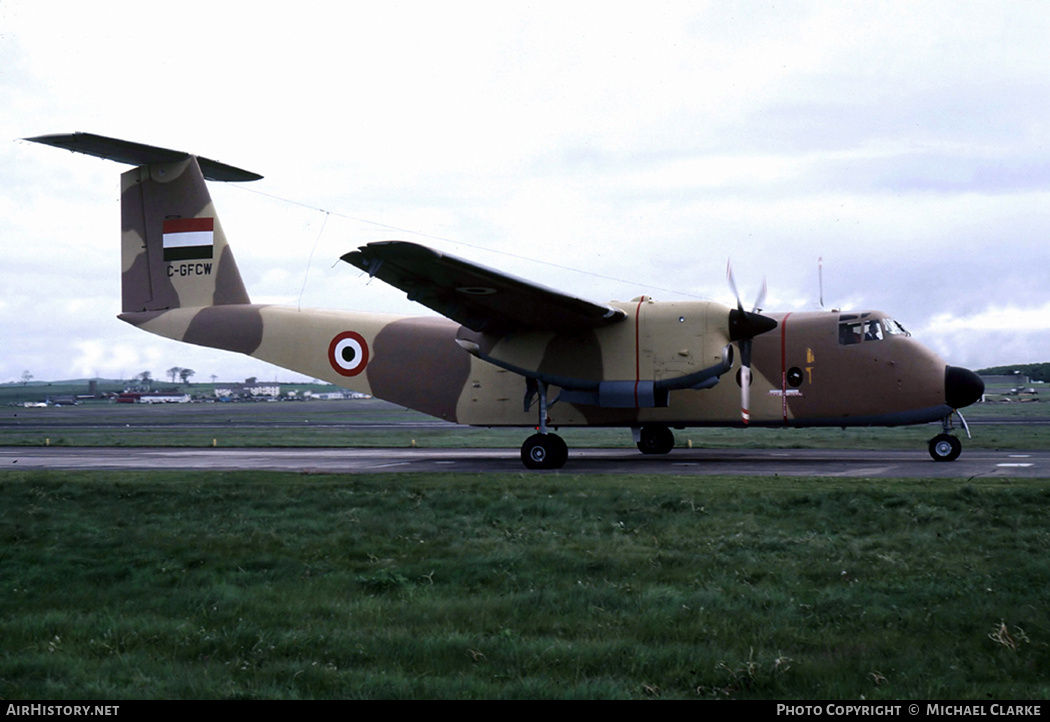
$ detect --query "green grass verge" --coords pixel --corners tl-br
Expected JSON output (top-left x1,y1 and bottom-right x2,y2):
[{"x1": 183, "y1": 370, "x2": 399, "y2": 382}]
[{"x1": 2, "y1": 470, "x2": 1048, "y2": 699}]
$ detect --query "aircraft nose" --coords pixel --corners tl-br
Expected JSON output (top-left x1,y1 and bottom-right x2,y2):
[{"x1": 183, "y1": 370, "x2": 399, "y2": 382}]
[{"x1": 945, "y1": 366, "x2": 984, "y2": 409}]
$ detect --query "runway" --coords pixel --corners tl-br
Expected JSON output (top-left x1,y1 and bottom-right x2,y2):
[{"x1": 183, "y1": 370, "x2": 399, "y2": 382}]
[{"x1": 2, "y1": 446, "x2": 1047, "y2": 478}]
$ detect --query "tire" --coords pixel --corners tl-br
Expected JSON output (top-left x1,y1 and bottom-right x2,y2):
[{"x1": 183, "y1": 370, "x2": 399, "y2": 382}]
[
  {"x1": 928, "y1": 433, "x2": 962, "y2": 462},
  {"x1": 521, "y1": 433, "x2": 568, "y2": 469},
  {"x1": 637, "y1": 425, "x2": 675, "y2": 455}
]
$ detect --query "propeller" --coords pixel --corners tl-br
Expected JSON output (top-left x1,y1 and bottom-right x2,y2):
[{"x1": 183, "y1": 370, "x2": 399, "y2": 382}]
[{"x1": 726, "y1": 261, "x2": 778, "y2": 425}]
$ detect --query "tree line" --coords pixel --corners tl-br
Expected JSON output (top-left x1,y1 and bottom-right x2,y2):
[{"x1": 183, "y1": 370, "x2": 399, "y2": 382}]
[{"x1": 976, "y1": 362, "x2": 1050, "y2": 383}]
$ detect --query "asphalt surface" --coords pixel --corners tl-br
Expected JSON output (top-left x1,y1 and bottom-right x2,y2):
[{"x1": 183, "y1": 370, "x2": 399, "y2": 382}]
[{"x1": 2, "y1": 446, "x2": 1047, "y2": 477}]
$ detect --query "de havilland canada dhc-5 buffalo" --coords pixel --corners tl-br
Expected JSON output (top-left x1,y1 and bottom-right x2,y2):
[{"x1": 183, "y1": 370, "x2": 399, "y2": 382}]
[{"x1": 29, "y1": 133, "x2": 985, "y2": 469}]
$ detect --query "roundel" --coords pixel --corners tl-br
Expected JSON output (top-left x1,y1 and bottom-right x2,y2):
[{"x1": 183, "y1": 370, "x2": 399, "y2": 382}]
[{"x1": 328, "y1": 331, "x2": 369, "y2": 376}]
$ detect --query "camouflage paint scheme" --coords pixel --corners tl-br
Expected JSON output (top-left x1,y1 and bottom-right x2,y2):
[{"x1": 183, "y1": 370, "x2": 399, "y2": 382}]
[{"x1": 29, "y1": 133, "x2": 984, "y2": 468}]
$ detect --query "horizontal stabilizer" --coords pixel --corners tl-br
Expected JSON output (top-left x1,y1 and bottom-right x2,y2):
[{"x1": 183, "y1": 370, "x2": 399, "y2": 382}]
[{"x1": 25, "y1": 132, "x2": 262, "y2": 182}]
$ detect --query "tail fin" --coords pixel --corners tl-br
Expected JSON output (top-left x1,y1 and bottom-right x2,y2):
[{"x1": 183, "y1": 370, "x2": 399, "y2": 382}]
[
  {"x1": 26, "y1": 133, "x2": 259, "y2": 313},
  {"x1": 119, "y1": 156, "x2": 251, "y2": 312}
]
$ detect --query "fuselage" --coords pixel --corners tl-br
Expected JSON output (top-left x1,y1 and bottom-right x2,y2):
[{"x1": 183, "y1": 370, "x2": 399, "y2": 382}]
[
  {"x1": 451, "y1": 306, "x2": 967, "y2": 428},
  {"x1": 121, "y1": 301, "x2": 980, "y2": 430}
]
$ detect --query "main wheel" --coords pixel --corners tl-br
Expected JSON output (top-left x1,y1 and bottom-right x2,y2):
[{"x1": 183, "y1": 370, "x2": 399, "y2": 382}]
[
  {"x1": 521, "y1": 433, "x2": 568, "y2": 469},
  {"x1": 928, "y1": 433, "x2": 962, "y2": 462},
  {"x1": 637, "y1": 425, "x2": 675, "y2": 455}
]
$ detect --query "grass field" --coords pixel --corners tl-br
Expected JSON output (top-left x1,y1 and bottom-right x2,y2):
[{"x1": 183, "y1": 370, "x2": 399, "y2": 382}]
[{"x1": 1, "y1": 470, "x2": 1049, "y2": 699}]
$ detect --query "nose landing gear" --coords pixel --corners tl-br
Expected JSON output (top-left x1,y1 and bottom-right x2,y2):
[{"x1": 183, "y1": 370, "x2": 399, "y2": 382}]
[
  {"x1": 928, "y1": 433, "x2": 962, "y2": 462},
  {"x1": 928, "y1": 412, "x2": 969, "y2": 462}
]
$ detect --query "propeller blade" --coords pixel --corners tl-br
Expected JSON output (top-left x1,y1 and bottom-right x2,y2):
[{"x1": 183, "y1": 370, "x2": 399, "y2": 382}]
[
  {"x1": 728, "y1": 259, "x2": 768, "y2": 312},
  {"x1": 753, "y1": 277, "x2": 767, "y2": 313},
  {"x1": 726, "y1": 260, "x2": 743, "y2": 311},
  {"x1": 726, "y1": 260, "x2": 775, "y2": 426},
  {"x1": 740, "y1": 366, "x2": 751, "y2": 424},
  {"x1": 740, "y1": 338, "x2": 752, "y2": 425}
]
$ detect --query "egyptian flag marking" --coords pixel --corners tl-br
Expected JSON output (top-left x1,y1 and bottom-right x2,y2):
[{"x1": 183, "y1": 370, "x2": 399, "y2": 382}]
[{"x1": 163, "y1": 218, "x2": 214, "y2": 261}]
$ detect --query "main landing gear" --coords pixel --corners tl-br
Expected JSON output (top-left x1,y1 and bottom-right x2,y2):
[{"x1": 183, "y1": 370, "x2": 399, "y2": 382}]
[
  {"x1": 928, "y1": 412, "x2": 969, "y2": 462},
  {"x1": 517, "y1": 377, "x2": 681, "y2": 468},
  {"x1": 520, "y1": 379, "x2": 568, "y2": 470},
  {"x1": 635, "y1": 424, "x2": 675, "y2": 455},
  {"x1": 521, "y1": 432, "x2": 568, "y2": 469}
]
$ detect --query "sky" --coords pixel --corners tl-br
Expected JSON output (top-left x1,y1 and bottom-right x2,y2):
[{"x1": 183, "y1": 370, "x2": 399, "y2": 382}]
[{"x1": 3, "y1": 0, "x2": 1049, "y2": 384}]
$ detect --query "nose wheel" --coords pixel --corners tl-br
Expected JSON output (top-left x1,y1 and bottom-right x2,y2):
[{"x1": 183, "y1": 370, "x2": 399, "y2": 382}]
[
  {"x1": 928, "y1": 412, "x2": 968, "y2": 462},
  {"x1": 928, "y1": 433, "x2": 962, "y2": 462}
]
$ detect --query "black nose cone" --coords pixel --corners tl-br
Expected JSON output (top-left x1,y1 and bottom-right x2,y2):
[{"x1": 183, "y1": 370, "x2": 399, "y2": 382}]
[{"x1": 945, "y1": 366, "x2": 984, "y2": 409}]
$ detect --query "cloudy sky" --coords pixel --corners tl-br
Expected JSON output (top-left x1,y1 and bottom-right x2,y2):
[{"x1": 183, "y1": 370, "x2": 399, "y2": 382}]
[{"x1": 3, "y1": 0, "x2": 1049, "y2": 384}]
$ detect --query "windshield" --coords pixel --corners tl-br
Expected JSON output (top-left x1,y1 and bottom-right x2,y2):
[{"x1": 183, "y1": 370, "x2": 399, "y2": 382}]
[
  {"x1": 882, "y1": 318, "x2": 910, "y2": 336},
  {"x1": 839, "y1": 313, "x2": 909, "y2": 345}
]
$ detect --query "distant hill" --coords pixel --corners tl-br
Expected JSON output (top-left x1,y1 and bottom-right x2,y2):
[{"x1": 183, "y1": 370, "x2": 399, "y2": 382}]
[{"x1": 976, "y1": 363, "x2": 1050, "y2": 383}]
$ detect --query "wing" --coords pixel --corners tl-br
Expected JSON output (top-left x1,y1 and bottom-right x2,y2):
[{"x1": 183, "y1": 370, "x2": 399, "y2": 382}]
[{"x1": 341, "y1": 241, "x2": 627, "y2": 333}]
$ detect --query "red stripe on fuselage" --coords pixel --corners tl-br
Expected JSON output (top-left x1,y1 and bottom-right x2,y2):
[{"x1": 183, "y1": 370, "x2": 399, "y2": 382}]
[
  {"x1": 634, "y1": 298, "x2": 644, "y2": 408},
  {"x1": 780, "y1": 312, "x2": 793, "y2": 424}
]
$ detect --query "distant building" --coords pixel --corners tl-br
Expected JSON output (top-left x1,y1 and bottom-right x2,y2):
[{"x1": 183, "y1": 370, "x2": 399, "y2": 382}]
[
  {"x1": 980, "y1": 374, "x2": 1029, "y2": 386},
  {"x1": 305, "y1": 390, "x2": 370, "y2": 400},
  {"x1": 47, "y1": 395, "x2": 78, "y2": 406},
  {"x1": 116, "y1": 392, "x2": 190, "y2": 404},
  {"x1": 977, "y1": 373, "x2": 1039, "y2": 402},
  {"x1": 214, "y1": 383, "x2": 281, "y2": 400}
]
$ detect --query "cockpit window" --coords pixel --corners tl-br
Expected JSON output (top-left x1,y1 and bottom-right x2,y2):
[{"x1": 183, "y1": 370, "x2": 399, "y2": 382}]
[
  {"x1": 882, "y1": 318, "x2": 910, "y2": 336},
  {"x1": 838, "y1": 313, "x2": 900, "y2": 345},
  {"x1": 838, "y1": 313, "x2": 865, "y2": 345},
  {"x1": 839, "y1": 320, "x2": 863, "y2": 345}
]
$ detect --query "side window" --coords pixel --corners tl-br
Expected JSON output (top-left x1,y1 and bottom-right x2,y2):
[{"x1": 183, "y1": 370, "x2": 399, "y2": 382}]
[
  {"x1": 839, "y1": 313, "x2": 885, "y2": 345},
  {"x1": 838, "y1": 320, "x2": 863, "y2": 345}
]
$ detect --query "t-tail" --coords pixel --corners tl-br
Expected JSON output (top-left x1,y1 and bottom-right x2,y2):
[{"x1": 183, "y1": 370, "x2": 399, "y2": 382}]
[
  {"x1": 27, "y1": 133, "x2": 258, "y2": 314},
  {"x1": 26, "y1": 133, "x2": 456, "y2": 410}
]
